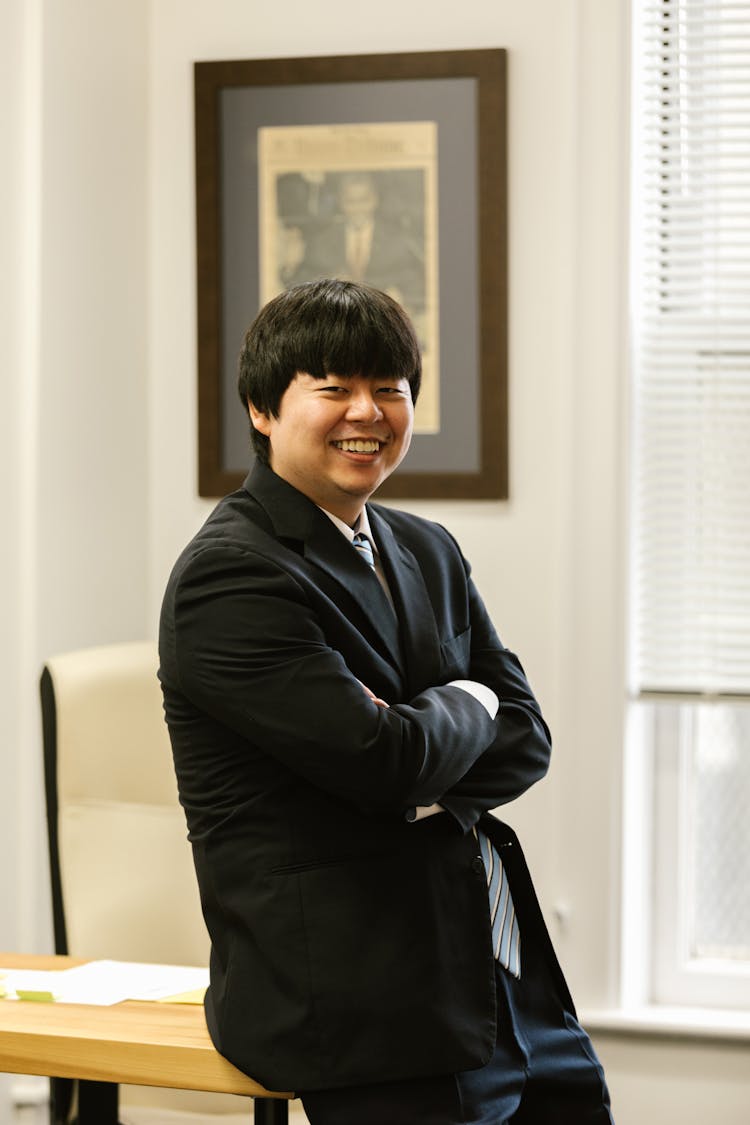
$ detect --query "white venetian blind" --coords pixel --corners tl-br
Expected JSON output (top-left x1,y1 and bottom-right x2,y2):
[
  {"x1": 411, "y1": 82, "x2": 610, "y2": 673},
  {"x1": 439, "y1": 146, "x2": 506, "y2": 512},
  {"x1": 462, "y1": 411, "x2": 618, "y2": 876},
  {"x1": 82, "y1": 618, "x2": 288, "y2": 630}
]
[{"x1": 632, "y1": 0, "x2": 750, "y2": 695}]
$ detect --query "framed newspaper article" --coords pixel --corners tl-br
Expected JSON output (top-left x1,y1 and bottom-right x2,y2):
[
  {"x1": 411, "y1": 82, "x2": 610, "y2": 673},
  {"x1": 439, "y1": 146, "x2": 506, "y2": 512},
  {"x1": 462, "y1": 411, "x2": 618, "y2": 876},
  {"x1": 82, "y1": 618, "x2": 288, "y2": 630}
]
[{"x1": 195, "y1": 49, "x2": 507, "y2": 499}]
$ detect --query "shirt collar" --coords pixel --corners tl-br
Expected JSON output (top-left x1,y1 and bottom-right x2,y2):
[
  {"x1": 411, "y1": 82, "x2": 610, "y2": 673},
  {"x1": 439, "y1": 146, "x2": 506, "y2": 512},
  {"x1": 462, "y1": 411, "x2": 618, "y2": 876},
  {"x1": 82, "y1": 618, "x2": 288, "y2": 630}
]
[{"x1": 319, "y1": 505, "x2": 375, "y2": 548}]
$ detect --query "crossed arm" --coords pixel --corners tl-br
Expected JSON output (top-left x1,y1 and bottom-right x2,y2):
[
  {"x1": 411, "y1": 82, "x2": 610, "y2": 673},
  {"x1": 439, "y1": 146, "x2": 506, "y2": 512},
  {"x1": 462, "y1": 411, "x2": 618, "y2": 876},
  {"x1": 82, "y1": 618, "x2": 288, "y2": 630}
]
[
  {"x1": 168, "y1": 545, "x2": 550, "y2": 827},
  {"x1": 362, "y1": 675, "x2": 550, "y2": 831},
  {"x1": 360, "y1": 678, "x2": 502, "y2": 823}
]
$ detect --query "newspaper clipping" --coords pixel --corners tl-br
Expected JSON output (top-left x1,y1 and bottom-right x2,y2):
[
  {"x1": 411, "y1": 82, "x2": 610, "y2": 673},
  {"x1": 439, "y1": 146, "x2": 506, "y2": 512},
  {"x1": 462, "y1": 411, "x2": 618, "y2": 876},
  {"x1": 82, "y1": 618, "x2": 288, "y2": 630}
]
[{"x1": 258, "y1": 121, "x2": 440, "y2": 434}]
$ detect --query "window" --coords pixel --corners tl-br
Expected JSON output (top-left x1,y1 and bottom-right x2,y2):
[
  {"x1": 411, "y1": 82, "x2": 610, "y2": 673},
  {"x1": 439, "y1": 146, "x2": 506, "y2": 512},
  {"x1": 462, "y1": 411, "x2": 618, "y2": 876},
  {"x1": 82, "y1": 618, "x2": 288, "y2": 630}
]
[{"x1": 629, "y1": 0, "x2": 750, "y2": 1009}]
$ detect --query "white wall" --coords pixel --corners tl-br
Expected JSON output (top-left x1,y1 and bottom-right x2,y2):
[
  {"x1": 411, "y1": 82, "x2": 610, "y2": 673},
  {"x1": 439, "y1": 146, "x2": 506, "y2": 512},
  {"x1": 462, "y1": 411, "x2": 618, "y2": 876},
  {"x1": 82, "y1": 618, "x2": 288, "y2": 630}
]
[
  {"x1": 2, "y1": 1, "x2": 150, "y2": 1121},
  {"x1": 594, "y1": 1032, "x2": 750, "y2": 1123},
  {"x1": 2, "y1": 0, "x2": 150, "y2": 961},
  {"x1": 2, "y1": 1, "x2": 748, "y2": 1123}
]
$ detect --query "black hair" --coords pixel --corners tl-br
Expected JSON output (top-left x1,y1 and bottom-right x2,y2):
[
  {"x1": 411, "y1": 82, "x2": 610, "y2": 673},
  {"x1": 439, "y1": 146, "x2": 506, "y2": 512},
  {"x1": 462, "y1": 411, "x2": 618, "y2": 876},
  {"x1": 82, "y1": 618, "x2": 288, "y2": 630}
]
[{"x1": 237, "y1": 279, "x2": 422, "y2": 464}]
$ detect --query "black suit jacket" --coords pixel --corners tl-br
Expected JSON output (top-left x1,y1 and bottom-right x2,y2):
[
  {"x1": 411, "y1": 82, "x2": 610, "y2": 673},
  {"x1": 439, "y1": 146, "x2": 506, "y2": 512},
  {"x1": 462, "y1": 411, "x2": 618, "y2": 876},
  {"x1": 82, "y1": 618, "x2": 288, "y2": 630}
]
[{"x1": 158, "y1": 463, "x2": 570, "y2": 1092}]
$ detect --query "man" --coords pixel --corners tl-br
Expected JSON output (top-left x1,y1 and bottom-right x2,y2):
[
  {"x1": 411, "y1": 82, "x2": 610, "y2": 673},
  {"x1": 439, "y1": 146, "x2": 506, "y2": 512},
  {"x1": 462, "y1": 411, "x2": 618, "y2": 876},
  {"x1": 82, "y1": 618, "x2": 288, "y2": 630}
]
[{"x1": 159, "y1": 279, "x2": 613, "y2": 1123}]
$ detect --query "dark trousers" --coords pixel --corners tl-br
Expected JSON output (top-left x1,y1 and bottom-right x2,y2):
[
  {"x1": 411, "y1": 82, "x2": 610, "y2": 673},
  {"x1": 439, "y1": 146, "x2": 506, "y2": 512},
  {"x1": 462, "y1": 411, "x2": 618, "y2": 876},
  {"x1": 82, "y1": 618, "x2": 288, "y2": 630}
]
[{"x1": 301, "y1": 956, "x2": 614, "y2": 1125}]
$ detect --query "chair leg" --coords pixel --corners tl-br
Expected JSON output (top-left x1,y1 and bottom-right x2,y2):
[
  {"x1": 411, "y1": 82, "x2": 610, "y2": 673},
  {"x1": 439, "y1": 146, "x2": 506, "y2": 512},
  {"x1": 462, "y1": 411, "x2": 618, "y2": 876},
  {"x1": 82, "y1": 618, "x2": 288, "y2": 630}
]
[
  {"x1": 75, "y1": 1080, "x2": 119, "y2": 1124},
  {"x1": 254, "y1": 1096, "x2": 289, "y2": 1124}
]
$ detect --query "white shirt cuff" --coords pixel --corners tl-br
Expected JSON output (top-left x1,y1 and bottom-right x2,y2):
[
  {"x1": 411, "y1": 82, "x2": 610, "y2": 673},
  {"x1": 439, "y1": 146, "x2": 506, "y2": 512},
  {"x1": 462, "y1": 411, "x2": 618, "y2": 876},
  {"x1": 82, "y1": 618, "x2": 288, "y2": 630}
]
[{"x1": 447, "y1": 679, "x2": 499, "y2": 720}]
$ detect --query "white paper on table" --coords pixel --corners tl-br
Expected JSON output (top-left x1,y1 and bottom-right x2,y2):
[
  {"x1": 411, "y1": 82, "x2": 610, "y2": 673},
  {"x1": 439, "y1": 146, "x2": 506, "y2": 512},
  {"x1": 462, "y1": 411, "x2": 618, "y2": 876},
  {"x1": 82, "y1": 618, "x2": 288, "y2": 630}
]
[{"x1": 0, "y1": 961, "x2": 209, "y2": 1006}]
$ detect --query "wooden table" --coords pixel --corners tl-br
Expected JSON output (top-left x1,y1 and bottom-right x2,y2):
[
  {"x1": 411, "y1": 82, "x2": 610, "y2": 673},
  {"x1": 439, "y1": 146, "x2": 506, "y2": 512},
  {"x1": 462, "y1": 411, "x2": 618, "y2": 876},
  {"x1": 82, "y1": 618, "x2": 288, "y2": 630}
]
[{"x1": 0, "y1": 953, "x2": 292, "y2": 1124}]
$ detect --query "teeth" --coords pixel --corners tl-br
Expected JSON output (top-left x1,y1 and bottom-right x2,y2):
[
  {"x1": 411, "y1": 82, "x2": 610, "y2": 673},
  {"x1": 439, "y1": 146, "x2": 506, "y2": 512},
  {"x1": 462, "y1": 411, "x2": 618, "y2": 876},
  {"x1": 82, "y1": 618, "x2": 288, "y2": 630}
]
[{"x1": 336, "y1": 439, "x2": 380, "y2": 453}]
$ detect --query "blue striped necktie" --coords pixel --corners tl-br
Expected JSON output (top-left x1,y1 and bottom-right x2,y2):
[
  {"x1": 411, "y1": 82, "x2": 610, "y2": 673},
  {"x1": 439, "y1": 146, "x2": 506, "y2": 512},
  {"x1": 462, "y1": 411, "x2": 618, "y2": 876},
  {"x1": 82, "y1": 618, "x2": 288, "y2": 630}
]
[
  {"x1": 473, "y1": 827, "x2": 521, "y2": 977},
  {"x1": 352, "y1": 532, "x2": 376, "y2": 570}
]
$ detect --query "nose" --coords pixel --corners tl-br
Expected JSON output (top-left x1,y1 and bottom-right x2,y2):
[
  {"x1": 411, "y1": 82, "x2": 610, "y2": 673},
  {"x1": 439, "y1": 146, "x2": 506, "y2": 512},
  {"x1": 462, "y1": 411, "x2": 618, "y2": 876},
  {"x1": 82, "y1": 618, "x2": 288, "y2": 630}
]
[{"x1": 345, "y1": 386, "x2": 383, "y2": 423}]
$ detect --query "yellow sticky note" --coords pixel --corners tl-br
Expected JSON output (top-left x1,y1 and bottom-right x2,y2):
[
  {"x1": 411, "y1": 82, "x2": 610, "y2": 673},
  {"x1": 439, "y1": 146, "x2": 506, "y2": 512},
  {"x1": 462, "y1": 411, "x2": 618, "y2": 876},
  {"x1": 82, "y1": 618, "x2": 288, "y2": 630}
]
[
  {"x1": 16, "y1": 990, "x2": 57, "y2": 1003},
  {"x1": 157, "y1": 987, "x2": 206, "y2": 1005}
]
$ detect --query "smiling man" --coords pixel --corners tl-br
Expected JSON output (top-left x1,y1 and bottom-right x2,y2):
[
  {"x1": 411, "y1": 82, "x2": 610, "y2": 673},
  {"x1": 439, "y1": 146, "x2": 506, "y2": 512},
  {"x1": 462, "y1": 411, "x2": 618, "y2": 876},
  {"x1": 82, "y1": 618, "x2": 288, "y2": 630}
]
[
  {"x1": 158, "y1": 279, "x2": 613, "y2": 1125},
  {"x1": 247, "y1": 369, "x2": 413, "y2": 524}
]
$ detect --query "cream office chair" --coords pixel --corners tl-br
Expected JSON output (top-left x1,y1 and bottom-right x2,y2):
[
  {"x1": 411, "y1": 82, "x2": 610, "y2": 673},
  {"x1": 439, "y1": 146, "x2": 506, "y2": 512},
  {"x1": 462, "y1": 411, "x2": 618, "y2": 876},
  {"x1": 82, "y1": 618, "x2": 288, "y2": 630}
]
[{"x1": 41, "y1": 641, "x2": 294, "y2": 1125}]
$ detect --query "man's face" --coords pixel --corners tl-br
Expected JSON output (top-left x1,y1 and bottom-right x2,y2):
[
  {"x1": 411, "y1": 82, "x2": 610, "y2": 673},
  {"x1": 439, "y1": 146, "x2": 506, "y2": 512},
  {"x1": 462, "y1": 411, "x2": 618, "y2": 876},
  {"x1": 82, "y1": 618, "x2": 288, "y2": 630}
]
[
  {"x1": 249, "y1": 372, "x2": 414, "y2": 524},
  {"x1": 339, "y1": 180, "x2": 378, "y2": 227}
]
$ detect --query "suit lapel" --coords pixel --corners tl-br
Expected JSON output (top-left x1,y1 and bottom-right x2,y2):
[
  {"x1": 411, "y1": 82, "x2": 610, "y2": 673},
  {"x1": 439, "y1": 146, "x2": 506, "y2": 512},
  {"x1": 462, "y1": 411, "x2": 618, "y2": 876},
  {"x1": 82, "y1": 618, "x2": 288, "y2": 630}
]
[
  {"x1": 244, "y1": 464, "x2": 404, "y2": 675},
  {"x1": 368, "y1": 507, "x2": 443, "y2": 697},
  {"x1": 303, "y1": 519, "x2": 404, "y2": 669}
]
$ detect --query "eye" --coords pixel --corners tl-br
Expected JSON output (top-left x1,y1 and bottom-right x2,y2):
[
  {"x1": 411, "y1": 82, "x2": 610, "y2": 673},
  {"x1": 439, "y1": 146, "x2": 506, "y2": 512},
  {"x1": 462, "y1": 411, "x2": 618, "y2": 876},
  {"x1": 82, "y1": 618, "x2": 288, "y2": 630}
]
[
  {"x1": 316, "y1": 383, "x2": 348, "y2": 395},
  {"x1": 376, "y1": 384, "x2": 408, "y2": 397}
]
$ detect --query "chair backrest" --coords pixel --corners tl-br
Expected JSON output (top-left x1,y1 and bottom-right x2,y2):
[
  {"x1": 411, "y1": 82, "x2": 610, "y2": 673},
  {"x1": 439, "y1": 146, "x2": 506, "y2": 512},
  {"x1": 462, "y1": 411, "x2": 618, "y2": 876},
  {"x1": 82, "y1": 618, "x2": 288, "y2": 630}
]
[
  {"x1": 40, "y1": 642, "x2": 288, "y2": 1123},
  {"x1": 41, "y1": 641, "x2": 208, "y2": 965}
]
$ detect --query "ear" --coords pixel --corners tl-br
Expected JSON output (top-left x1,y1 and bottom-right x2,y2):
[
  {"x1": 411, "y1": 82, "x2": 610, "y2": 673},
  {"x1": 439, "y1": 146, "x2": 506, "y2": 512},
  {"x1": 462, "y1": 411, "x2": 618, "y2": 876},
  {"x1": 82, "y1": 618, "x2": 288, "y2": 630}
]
[{"x1": 247, "y1": 399, "x2": 272, "y2": 436}]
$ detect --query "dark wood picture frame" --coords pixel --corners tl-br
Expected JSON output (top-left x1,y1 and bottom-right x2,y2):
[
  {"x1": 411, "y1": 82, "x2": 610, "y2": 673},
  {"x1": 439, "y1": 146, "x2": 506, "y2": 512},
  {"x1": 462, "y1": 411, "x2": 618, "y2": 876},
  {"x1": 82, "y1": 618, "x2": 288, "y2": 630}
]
[{"x1": 195, "y1": 49, "x2": 507, "y2": 500}]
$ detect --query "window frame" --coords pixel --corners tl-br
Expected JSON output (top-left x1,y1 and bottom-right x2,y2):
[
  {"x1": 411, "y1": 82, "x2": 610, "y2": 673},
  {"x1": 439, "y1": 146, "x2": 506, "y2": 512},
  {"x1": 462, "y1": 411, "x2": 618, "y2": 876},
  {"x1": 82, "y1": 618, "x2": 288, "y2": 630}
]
[{"x1": 627, "y1": 0, "x2": 750, "y2": 1012}]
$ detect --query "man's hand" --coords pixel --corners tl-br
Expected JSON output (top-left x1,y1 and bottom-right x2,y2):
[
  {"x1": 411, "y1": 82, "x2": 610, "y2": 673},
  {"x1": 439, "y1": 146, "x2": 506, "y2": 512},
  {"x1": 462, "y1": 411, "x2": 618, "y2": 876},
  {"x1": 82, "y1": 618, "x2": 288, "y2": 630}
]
[
  {"x1": 357, "y1": 679, "x2": 443, "y2": 820},
  {"x1": 357, "y1": 680, "x2": 389, "y2": 708}
]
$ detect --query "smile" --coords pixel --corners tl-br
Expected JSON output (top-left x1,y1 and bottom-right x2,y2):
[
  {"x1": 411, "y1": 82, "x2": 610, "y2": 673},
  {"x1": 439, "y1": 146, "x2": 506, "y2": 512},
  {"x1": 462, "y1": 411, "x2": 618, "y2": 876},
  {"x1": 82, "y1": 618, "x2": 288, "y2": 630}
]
[{"x1": 333, "y1": 439, "x2": 382, "y2": 453}]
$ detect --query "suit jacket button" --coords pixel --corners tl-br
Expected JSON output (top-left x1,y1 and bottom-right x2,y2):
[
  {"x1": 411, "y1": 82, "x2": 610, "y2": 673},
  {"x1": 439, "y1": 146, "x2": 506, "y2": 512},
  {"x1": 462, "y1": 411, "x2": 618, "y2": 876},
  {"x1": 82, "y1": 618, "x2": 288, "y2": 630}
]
[{"x1": 471, "y1": 856, "x2": 485, "y2": 875}]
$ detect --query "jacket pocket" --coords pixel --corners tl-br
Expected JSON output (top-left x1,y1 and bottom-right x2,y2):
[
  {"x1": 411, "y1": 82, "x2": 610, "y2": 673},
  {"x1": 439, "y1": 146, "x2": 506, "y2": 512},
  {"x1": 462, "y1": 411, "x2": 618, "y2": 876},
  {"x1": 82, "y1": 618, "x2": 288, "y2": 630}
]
[
  {"x1": 440, "y1": 626, "x2": 471, "y2": 678},
  {"x1": 269, "y1": 856, "x2": 354, "y2": 876}
]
